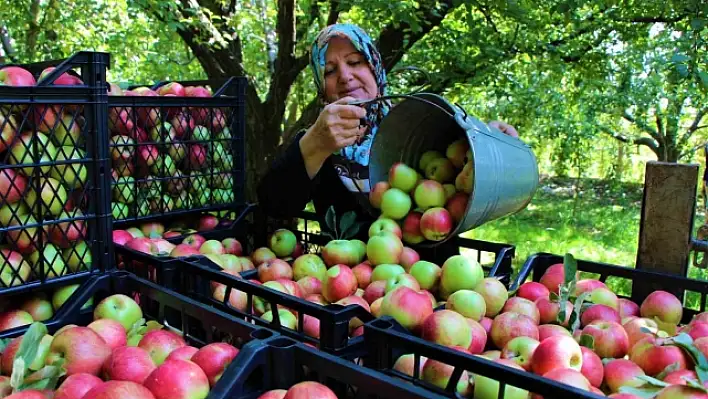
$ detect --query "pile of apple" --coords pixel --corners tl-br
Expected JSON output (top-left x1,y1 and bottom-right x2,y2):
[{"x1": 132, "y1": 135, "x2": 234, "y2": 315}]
[
  {"x1": 257, "y1": 381, "x2": 339, "y2": 398},
  {"x1": 368, "y1": 137, "x2": 472, "y2": 244},
  {"x1": 0, "y1": 65, "x2": 94, "y2": 289},
  {"x1": 0, "y1": 283, "x2": 90, "y2": 334},
  {"x1": 108, "y1": 81, "x2": 235, "y2": 220},
  {"x1": 0, "y1": 292, "x2": 242, "y2": 399},
  {"x1": 386, "y1": 259, "x2": 708, "y2": 399}
]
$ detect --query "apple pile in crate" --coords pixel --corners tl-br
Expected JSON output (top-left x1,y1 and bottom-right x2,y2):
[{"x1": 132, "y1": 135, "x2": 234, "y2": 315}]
[
  {"x1": 257, "y1": 381, "x2": 340, "y2": 399},
  {"x1": 389, "y1": 257, "x2": 708, "y2": 399},
  {"x1": 108, "y1": 82, "x2": 235, "y2": 220},
  {"x1": 0, "y1": 283, "x2": 90, "y2": 334},
  {"x1": 369, "y1": 137, "x2": 472, "y2": 244},
  {"x1": 0, "y1": 66, "x2": 94, "y2": 289},
  {"x1": 0, "y1": 294, "x2": 242, "y2": 399}
]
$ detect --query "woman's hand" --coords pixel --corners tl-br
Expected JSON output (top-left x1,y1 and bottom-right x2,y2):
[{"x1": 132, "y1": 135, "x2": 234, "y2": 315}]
[
  {"x1": 488, "y1": 120, "x2": 519, "y2": 138},
  {"x1": 300, "y1": 96, "x2": 367, "y2": 178}
]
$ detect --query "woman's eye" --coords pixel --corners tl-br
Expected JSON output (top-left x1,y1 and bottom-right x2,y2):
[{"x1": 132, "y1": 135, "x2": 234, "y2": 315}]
[
  {"x1": 324, "y1": 68, "x2": 335, "y2": 76},
  {"x1": 348, "y1": 60, "x2": 362, "y2": 66}
]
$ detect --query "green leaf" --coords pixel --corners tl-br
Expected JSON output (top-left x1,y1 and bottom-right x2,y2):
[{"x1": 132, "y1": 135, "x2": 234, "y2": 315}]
[
  {"x1": 636, "y1": 375, "x2": 672, "y2": 388},
  {"x1": 342, "y1": 222, "x2": 362, "y2": 240},
  {"x1": 12, "y1": 322, "x2": 48, "y2": 378},
  {"x1": 10, "y1": 358, "x2": 26, "y2": 390},
  {"x1": 325, "y1": 206, "x2": 337, "y2": 237},
  {"x1": 126, "y1": 318, "x2": 147, "y2": 340},
  {"x1": 665, "y1": 333, "x2": 708, "y2": 385},
  {"x1": 18, "y1": 360, "x2": 66, "y2": 391},
  {"x1": 570, "y1": 291, "x2": 591, "y2": 333},
  {"x1": 549, "y1": 292, "x2": 560, "y2": 301},
  {"x1": 685, "y1": 378, "x2": 708, "y2": 393},
  {"x1": 677, "y1": 63, "x2": 690, "y2": 78},
  {"x1": 618, "y1": 386, "x2": 664, "y2": 398},
  {"x1": 563, "y1": 253, "x2": 578, "y2": 287},
  {"x1": 0, "y1": 338, "x2": 8, "y2": 353},
  {"x1": 579, "y1": 334, "x2": 594, "y2": 349},
  {"x1": 697, "y1": 71, "x2": 708, "y2": 91},
  {"x1": 671, "y1": 54, "x2": 690, "y2": 64},
  {"x1": 655, "y1": 362, "x2": 681, "y2": 381},
  {"x1": 339, "y1": 211, "x2": 357, "y2": 237}
]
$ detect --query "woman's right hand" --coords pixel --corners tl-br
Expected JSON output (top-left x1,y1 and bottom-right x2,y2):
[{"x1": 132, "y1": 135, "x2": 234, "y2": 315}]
[
  {"x1": 299, "y1": 96, "x2": 368, "y2": 179},
  {"x1": 305, "y1": 96, "x2": 368, "y2": 154}
]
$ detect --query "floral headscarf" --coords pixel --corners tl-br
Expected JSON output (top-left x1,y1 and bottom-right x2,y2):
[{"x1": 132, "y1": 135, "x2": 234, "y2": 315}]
[{"x1": 310, "y1": 23, "x2": 391, "y2": 194}]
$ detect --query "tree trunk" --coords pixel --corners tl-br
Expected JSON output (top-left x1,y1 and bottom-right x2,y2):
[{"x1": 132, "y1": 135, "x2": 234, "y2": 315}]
[{"x1": 616, "y1": 143, "x2": 625, "y2": 181}]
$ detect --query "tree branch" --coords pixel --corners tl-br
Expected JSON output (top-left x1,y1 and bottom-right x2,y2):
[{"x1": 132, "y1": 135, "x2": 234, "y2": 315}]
[
  {"x1": 295, "y1": 0, "x2": 320, "y2": 42},
  {"x1": 26, "y1": 0, "x2": 42, "y2": 60},
  {"x1": 598, "y1": 125, "x2": 660, "y2": 154},
  {"x1": 622, "y1": 111, "x2": 662, "y2": 142},
  {"x1": 0, "y1": 25, "x2": 16, "y2": 63},
  {"x1": 327, "y1": 0, "x2": 343, "y2": 25}
]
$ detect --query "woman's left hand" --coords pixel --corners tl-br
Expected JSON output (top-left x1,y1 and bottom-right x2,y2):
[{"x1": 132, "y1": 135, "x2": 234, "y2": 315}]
[{"x1": 489, "y1": 120, "x2": 519, "y2": 138}]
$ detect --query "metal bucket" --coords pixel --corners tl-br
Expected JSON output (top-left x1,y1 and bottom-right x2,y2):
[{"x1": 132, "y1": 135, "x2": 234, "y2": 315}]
[{"x1": 369, "y1": 93, "x2": 539, "y2": 246}]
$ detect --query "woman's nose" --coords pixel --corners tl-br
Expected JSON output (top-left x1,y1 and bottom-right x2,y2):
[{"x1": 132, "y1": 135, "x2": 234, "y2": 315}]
[{"x1": 338, "y1": 64, "x2": 354, "y2": 82}]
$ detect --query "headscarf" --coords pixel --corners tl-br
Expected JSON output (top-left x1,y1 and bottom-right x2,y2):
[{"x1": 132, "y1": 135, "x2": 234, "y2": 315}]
[{"x1": 309, "y1": 24, "x2": 391, "y2": 194}]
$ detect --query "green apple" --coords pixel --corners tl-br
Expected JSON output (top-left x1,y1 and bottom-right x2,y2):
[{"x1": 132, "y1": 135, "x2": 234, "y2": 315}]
[
  {"x1": 189, "y1": 174, "x2": 208, "y2": 193},
  {"x1": 51, "y1": 147, "x2": 87, "y2": 189},
  {"x1": 63, "y1": 240, "x2": 92, "y2": 272},
  {"x1": 366, "y1": 233, "x2": 403, "y2": 266},
  {"x1": 192, "y1": 125, "x2": 211, "y2": 141},
  {"x1": 385, "y1": 273, "x2": 420, "y2": 293},
  {"x1": 269, "y1": 229, "x2": 297, "y2": 258},
  {"x1": 368, "y1": 218, "x2": 401, "y2": 238},
  {"x1": 25, "y1": 177, "x2": 68, "y2": 216},
  {"x1": 93, "y1": 294, "x2": 144, "y2": 331},
  {"x1": 473, "y1": 277, "x2": 509, "y2": 318},
  {"x1": 501, "y1": 336, "x2": 540, "y2": 371},
  {"x1": 371, "y1": 264, "x2": 405, "y2": 283},
  {"x1": 113, "y1": 176, "x2": 136, "y2": 203},
  {"x1": 410, "y1": 260, "x2": 442, "y2": 291},
  {"x1": 413, "y1": 180, "x2": 446, "y2": 210},
  {"x1": 29, "y1": 243, "x2": 66, "y2": 278},
  {"x1": 443, "y1": 184, "x2": 456, "y2": 200},
  {"x1": 151, "y1": 154, "x2": 177, "y2": 176},
  {"x1": 112, "y1": 202, "x2": 129, "y2": 220},
  {"x1": 587, "y1": 287, "x2": 620, "y2": 310},
  {"x1": 213, "y1": 189, "x2": 234, "y2": 204},
  {"x1": 52, "y1": 284, "x2": 93, "y2": 310},
  {"x1": 0, "y1": 201, "x2": 29, "y2": 227},
  {"x1": 380, "y1": 188, "x2": 412, "y2": 220},
  {"x1": 9, "y1": 132, "x2": 57, "y2": 175},
  {"x1": 292, "y1": 254, "x2": 327, "y2": 281},
  {"x1": 321, "y1": 240, "x2": 361, "y2": 267},
  {"x1": 445, "y1": 289, "x2": 486, "y2": 321},
  {"x1": 350, "y1": 239, "x2": 367, "y2": 261},
  {"x1": 262, "y1": 309, "x2": 297, "y2": 330},
  {"x1": 418, "y1": 151, "x2": 444, "y2": 171},
  {"x1": 388, "y1": 162, "x2": 418, "y2": 193},
  {"x1": 425, "y1": 157, "x2": 456, "y2": 184},
  {"x1": 20, "y1": 296, "x2": 54, "y2": 322},
  {"x1": 472, "y1": 358, "x2": 529, "y2": 399},
  {"x1": 439, "y1": 255, "x2": 484, "y2": 299}
]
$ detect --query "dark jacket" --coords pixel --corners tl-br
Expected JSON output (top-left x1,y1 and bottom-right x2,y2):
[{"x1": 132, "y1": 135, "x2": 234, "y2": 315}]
[{"x1": 256, "y1": 130, "x2": 460, "y2": 262}]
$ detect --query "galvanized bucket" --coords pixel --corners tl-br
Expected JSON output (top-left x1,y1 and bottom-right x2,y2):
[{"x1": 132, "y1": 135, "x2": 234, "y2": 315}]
[{"x1": 368, "y1": 93, "x2": 539, "y2": 246}]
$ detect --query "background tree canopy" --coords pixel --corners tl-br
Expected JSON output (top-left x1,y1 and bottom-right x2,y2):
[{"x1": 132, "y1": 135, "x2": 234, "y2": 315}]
[{"x1": 0, "y1": 0, "x2": 706, "y2": 198}]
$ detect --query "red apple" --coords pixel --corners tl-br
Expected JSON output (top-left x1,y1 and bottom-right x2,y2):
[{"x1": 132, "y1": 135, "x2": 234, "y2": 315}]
[
  {"x1": 580, "y1": 346, "x2": 603, "y2": 388},
  {"x1": 539, "y1": 263, "x2": 577, "y2": 294},
  {"x1": 0, "y1": 169, "x2": 27, "y2": 204},
  {"x1": 623, "y1": 317, "x2": 659, "y2": 349},
  {"x1": 618, "y1": 298, "x2": 640, "y2": 319},
  {"x1": 640, "y1": 290, "x2": 683, "y2": 325},
  {"x1": 530, "y1": 335, "x2": 583, "y2": 376},
  {"x1": 421, "y1": 310, "x2": 472, "y2": 348},
  {"x1": 113, "y1": 230, "x2": 134, "y2": 245},
  {"x1": 419, "y1": 207, "x2": 453, "y2": 241},
  {"x1": 581, "y1": 304, "x2": 621, "y2": 326},
  {"x1": 296, "y1": 276, "x2": 322, "y2": 296},
  {"x1": 574, "y1": 279, "x2": 607, "y2": 295},
  {"x1": 258, "y1": 258, "x2": 293, "y2": 282},
  {"x1": 502, "y1": 296, "x2": 540, "y2": 324},
  {"x1": 399, "y1": 247, "x2": 420, "y2": 272},
  {"x1": 379, "y1": 286, "x2": 433, "y2": 333},
  {"x1": 517, "y1": 282, "x2": 550, "y2": 303},
  {"x1": 322, "y1": 265, "x2": 358, "y2": 303},
  {"x1": 629, "y1": 336, "x2": 690, "y2": 376},
  {"x1": 87, "y1": 319, "x2": 127, "y2": 349},
  {"x1": 282, "y1": 381, "x2": 338, "y2": 399},
  {"x1": 581, "y1": 320, "x2": 629, "y2": 359},
  {"x1": 401, "y1": 211, "x2": 424, "y2": 245},
  {"x1": 102, "y1": 346, "x2": 156, "y2": 384},
  {"x1": 54, "y1": 372, "x2": 103, "y2": 399},
  {"x1": 190, "y1": 342, "x2": 239, "y2": 386},
  {"x1": 604, "y1": 358, "x2": 646, "y2": 393},
  {"x1": 137, "y1": 329, "x2": 187, "y2": 366},
  {"x1": 369, "y1": 181, "x2": 390, "y2": 209},
  {"x1": 45, "y1": 326, "x2": 112, "y2": 376},
  {"x1": 169, "y1": 244, "x2": 201, "y2": 258},
  {"x1": 363, "y1": 280, "x2": 387, "y2": 304},
  {"x1": 222, "y1": 238, "x2": 243, "y2": 255},
  {"x1": 351, "y1": 262, "x2": 373, "y2": 289},
  {"x1": 467, "y1": 318, "x2": 488, "y2": 354},
  {"x1": 164, "y1": 346, "x2": 199, "y2": 362},
  {"x1": 538, "y1": 324, "x2": 572, "y2": 341},
  {"x1": 490, "y1": 312, "x2": 539, "y2": 349}
]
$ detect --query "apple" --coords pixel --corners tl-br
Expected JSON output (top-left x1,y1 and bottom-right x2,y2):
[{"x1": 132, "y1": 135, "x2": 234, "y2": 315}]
[
  {"x1": 419, "y1": 207, "x2": 453, "y2": 241},
  {"x1": 199, "y1": 239, "x2": 225, "y2": 255},
  {"x1": 87, "y1": 319, "x2": 127, "y2": 349},
  {"x1": 534, "y1": 327, "x2": 570, "y2": 346},
  {"x1": 143, "y1": 358, "x2": 209, "y2": 399},
  {"x1": 371, "y1": 263, "x2": 405, "y2": 283},
  {"x1": 0, "y1": 66, "x2": 36, "y2": 86},
  {"x1": 623, "y1": 317, "x2": 659, "y2": 349},
  {"x1": 53, "y1": 284, "x2": 93, "y2": 311},
  {"x1": 539, "y1": 368, "x2": 591, "y2": 397},
  {"x1": 446, "y1": 138, "x2": 470, "y2": 168},
  {"x1": 439, "y1": 254, "x2": 483, "y2": 299},
  {"x1": 384, "y1": 273, "x2": 420, "y2": 293},
  {"x1": 401, "y1": 211, "x2": 424, "y2": 244},
  {"x1": 517, "y1": 282, "x2": 550, "y2": 302},
  {"x1": 380, "y1": 188, "x2": 412, "y2": 220},
  {"x1": 366, "y1": 233, "x2": 403, "y2": 266},
  {"x1": 351, "y1": 262, "x2": 373, "y2": 289},
  {"x1": 413, "y1": 179, "x2": 446, "y2": 210},
  {"x1": 322, "y1": 265, "x2": 358, "y2": 303},
  {"x1": 445, "y1": 192, "x2": 468, "y2": 224},
  {"x1": 25, "y1": 176, "x2": 68, "y2": 216},
  {"x1": 454, "y1": 161, "x2": 474, "y2": 194},
  {"x1": 587, "y1": 287, "x2": 620, "y2": 310},
  {"x1": 258, "y1": 389, "x2": 287, "y2": 399},
  {"x1": 397, "y1": 247, "x2": 419, "y2": 272},
  {"x1": 380, "y1": 286, "x2": 433, "y2": 333},
  {"x1": 54, "y1": 372, "x2": 104, "y2": 399},
  {"x1": 268, "y1": 229, "x2": 297, "y2": 258},
  {"x1": 190, "y1": 342, "x2": 239, "y2": 386},
  {"x1": 292, "y1": 254, "x2": 326, "y2": 281},
  {"x1": 501, "y1": 336, "x2": 540, "y2": 371},
  {"x1": 580, "y1": 320, "x2": 629, "y2": 359},
  {"x1": 251, "y1": 247, "x2": 276, "y2": 265},
  {"x1": 0, "y1": 169, "x2": 26, "y2": 204},
  {"x1": 421, "y1": 349, "x2": 472, "y2": 396},
  {"x1": 471, "y1": 358, "x2": 528, "y2": 399},
  {"x1": 654, "y1": 385, "x2": 708, "y2": 398},
  {"x1": 113, "y1": 230, "x2": 134, "y2": 245},
  {"x1": 369, "y1": 181, "x2": 390, "y2": 209},
  {"x1": 368, "y1": 218, "x2": 402, "y2": 239},
  {"x1": 321, "y1": 240, "x2": 360, "y2": 267},
  {"x1": 363, "y1": 280, "x2": 388, "y2": 304},
  {"x1": 282, "y1": 381, "x2": 338, "y2": 398},
  {"x1": 539, "y1": 263, "x2": 577, "y2": 294},
  {"x1": 425, "y1": 157, "x2": 456, "y2": 183},
  {"x1": 629, "y1": 336, "x2": 690, "y2": 376},
  {"x1": 262, "y1": 308, "x2": 298, "y2": 330},
  {"x1": 258, "y1": 258, "x2": 293, "y2": 282},
  {"x1": 445, "y1": 289, "x2": 486, "y2": 321},
  {"x1": 580, "y1": 303, "x2": 621, "y2": 326},
  {"x1": 603, "y1": 358, "x2": 646, "y2": 393},
  {"x1": 392, "y1": 353, "x2": 427, "y2": 377},
  {"x1": 473, "y1": 277, "x2": 509, "y2": 317},
  {"x1": 169, "y1": 244, "x2": 201, "y2": 258},
  {"x1": 418, "y1": 150, "x2": 444, "y2": 170},
  {"x1": 421, "y1": 309, "x2": 472, "y2": 348},
  {"x1": 45, "y1": 326, "x2": 111, "y2": 376},
  {"x1": 502, "y1": 296, "x2": 541, "y2": 324},
  {"x1": 296, "y1": 276, "x2": 322, "y2": 296},
  {"x1": 535, "y1": 297, "x2": 573, "y2": 326},
  {"x1": 408, "y1": 260, "x2": 441, "y2": 292},
  {"x1": 580, "y1": 346, "x2": 603, "y2": 388},
  {"x1": 640, "y1": 290, "x2": 683, "y2": 325},
  {"x1": 20, "y1": 296, "x2": 53, "y2": 322},
  {"x1": 618, "y1": 298, "x2": 640, "y2": 319},
  {"x1": 530, "y1": 334, "x2": 583, "y2": 376},
  {"x1": 491, "y1": 312, "x2": 539, "y2": 349},
  {"x1": 165, "y1": 346, "x2": 199, "y2": 362},
  {"x1": 138, "y1": 329, "x2": 187, "y2": 366},
  {"x1": 388, "y1": 162, "x2": 418, "y2": 192},
  {"x1": 93, "y1": 294, "x2": 144, "y2": 331},
  {"x1": 0, "y1": 309, "x2": 33, "y2": 331},
  {"x1": 102, "y1": 346, "x2": 156, "y2": 384}
]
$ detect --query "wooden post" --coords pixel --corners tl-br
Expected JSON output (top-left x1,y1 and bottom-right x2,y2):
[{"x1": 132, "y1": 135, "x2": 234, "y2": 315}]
[{"x1": 633, "y1": 161, "x2": 699, "y2": 303}]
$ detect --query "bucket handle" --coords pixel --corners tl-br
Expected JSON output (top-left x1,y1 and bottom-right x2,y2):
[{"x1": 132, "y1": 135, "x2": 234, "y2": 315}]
[{"x1": 348, "y1": 94, "x2": 457, "y2": 120}]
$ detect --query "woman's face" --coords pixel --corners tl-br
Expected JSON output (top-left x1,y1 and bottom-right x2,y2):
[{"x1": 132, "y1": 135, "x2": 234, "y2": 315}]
[{"x1": 323, "y1": 36, "x2": 378, "y2": 103}]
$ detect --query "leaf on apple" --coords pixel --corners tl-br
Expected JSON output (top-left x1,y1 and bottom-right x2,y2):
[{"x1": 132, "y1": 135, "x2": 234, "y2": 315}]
[
  {"x1": 665, "y1": 332, "x2": 708, "y2": 385},
  {"x1": 685, "y1": 378, "x2": 708, "y2": 393},
  {"x1": 339, "y1": 211, "x2": 357, "y2": 236},
  {"x1": 578, "y1": 334, "x2": 594, "y2": 350},
  {"x1": 17, "y1": 359, "x2": 66, "y2": 392},
  {"x1": 654, "y1": 362, "x2": 681, "y2": 381},
  {"x1": 325, "y1": 206, "x2": 338, "y2": 237},
  {"x1": 9, "y1": 322, "x2": 49, "y2": 390},
  {"x1": 557, "y1": 253, "x2": 579, "y2": 325},
  {"x1": 618, "y1": 386, "x2": 664, "y2": 399}
]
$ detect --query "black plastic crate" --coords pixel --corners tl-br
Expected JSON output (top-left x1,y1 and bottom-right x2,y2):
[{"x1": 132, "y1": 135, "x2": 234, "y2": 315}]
[
  {"x1": 363, "y1": 316, "x2": 604, "y2": 398},
  {"x1": 512, "y1": 252, "x2": 708, "y2": 324},
  {"x1": 107, "y1": 78, "x2": 246, "y2": 226},
  {"x1": 0, "y1": 51, "x2": 112, "y2": 296},
  {"x1": 0, "y1": 270, "x2": 278, "y2": 399},
  {"x1": 226, "y1": 335, "x2": 449, "y2": 399}
]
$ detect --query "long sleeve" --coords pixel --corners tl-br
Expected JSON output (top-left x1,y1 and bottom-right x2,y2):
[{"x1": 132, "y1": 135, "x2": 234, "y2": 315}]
[{"x1": 256, "y1": 131, "x2": 317, "y2": 218}]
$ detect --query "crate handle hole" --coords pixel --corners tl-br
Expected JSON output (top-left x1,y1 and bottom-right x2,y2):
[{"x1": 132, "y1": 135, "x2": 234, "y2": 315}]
[
  {"x1": 267, "y1": 337, "x2": 297, "y2": 348},
  {"x1": 370, "y1": 319, "x2": 394, "y2": 329},
  {"x1": 251, "y1": 328, "x2": 274, "y2": 340}
]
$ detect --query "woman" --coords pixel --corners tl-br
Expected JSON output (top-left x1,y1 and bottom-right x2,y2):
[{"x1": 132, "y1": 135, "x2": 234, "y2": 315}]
[{"x1": 257, "y1": 23, "x2": 519, "y2": 230}]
